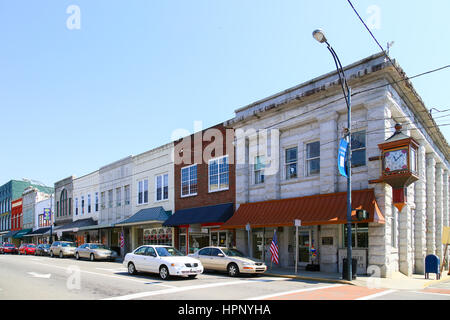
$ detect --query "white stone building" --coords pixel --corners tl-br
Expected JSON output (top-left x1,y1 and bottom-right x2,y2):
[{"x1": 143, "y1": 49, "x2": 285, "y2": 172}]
[
  {"x1": 115, "y1": 142, "x2": 174, "y2": 251},
  {"x1": 221, "y1": 53, "x2": 450, "y2": 278}
]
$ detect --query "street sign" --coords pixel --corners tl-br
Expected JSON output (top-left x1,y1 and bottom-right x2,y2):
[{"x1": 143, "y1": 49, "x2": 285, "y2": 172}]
[{"x1": 294, "y1": 219, "x2": 301, "y2": 227}]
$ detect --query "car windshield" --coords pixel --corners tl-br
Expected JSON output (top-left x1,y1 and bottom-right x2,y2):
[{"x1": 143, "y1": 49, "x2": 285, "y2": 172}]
[
  {"x1": 43, "y1": 244, "x2": 50, "y2": 248},
  {"x1": 62, "y1": 242, "x2": 76, "y2": 247},
  {"x1": 221, "y1": 248, "x2": 246, "y2": 257},
  {"x1": 155, "y1": 247, "x2": 185, "y2": 257},
  {"x1": 4, "y1": 244, "x2": 14, "y2": 247},
  {"x1": 27, "y1": 245, "x2": 36, "y2": 248},
  {"x1": 91, "y1": 244, "x2": 108, "y2": 250}
]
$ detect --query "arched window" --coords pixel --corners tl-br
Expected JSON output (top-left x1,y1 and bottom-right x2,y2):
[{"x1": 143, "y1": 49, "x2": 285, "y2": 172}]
[{"x1": 60, "y1": 189, "x2": 68, "y2": 217}]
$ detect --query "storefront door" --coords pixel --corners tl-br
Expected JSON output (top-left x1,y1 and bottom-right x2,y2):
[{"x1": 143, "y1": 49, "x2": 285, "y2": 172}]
[
  {"x1": 179, "y1": 233, "x2": 187, "y2": 255},
  {"x1": 210, "y1": 231, "x2": 228, "y2": 247},
  {"x1": 252, "y1": 231, "x2": 264, "y2": 260},
  {"x1": 298, "y1": 230, "x2": 311, "y2": 265}
]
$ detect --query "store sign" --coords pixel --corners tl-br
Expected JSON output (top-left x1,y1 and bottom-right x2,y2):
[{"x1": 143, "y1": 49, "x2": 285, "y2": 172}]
[
  {"x1": 43, "y1": 208, "x2": 51, "y2": 221},
  {"x1": 338, "y1": 249, "x2": 367, "y2": 275}
]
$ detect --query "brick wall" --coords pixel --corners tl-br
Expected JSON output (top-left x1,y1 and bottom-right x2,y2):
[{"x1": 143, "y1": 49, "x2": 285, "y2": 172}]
[{"x1": 174, "y1": 123, "x2": 235, "y2": 211}]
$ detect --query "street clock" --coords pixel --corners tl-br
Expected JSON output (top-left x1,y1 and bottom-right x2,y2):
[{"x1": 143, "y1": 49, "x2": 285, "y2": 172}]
[{"x1": 378, "y1": 123, "x2": 419, "y2": 212}]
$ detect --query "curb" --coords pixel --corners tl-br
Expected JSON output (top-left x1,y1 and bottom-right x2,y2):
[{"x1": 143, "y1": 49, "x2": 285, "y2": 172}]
[
  {"x1": 264, "y1": 272, "x2": 355, "y2": 286},
  {"x1": 422, "y1": 273, "x2": 450, "y2": 289}
]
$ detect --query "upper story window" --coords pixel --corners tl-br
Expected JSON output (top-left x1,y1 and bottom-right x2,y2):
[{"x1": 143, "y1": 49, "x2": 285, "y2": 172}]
[
  {"x1": 181, "y1": 164, "x2": 198, "y2": 197},
  {"x1": 306, "y1": 141, "x2": 320, "y2": 176},
  {"x1": 108, "y1": 189, "x2": 113, "y2": 208},
  {"x1": 138, "y1": 180, "x2": 149, "y2": 205},
  {"x1": 81, "y1": 196, "x2": 85, "y2": 214},
  {"x1": 254, "y1": 156, "x2": 265, "y2": 185},
  {"x1": 95, "y1": 192, "x2": 99, "y2": 212},
  {"x1": 351, "y1": 131, "x2": 366, "y2": 167},
  {"x1": 156, "y1": 174, "x2": 169, "y2": 201},
  {"x1": 209, "y1": 156, "x2": 229, "y2": 192},
  {"x1": 124, "y1": 185, "x2": 131, "y2": 205},
  {"x1": 100, "y1": 192, "x2": 105, "y2": 210},
  {"x1": 87, "y1": 194, "x2": 91, "y2": 213},
  {"x1": 75, "y1": 198, "x2": 78, "y2": 215},
  {"x1": 60, "y1": 189, "x2": 68, "y2": 217},
  {"x1": 285, "y1": 147, "x2": 298, "y2": 180},
  {"x1": 116, "y1": 187, "x2": 122, "y2": 207}
]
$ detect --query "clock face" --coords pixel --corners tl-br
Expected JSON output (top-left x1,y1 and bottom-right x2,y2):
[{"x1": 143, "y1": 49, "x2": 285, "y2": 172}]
[{"x1": 384, "y1": 149, "x2": 408, "y2": 172}]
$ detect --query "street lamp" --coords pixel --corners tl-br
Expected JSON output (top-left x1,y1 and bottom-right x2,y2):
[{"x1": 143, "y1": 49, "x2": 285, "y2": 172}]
[{"x1": 313, "y1": 29, "x2": 354, "y2": 281}]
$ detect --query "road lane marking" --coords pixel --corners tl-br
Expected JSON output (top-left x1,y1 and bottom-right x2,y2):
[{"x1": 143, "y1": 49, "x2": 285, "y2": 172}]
[
  {"x1": 411, "y1": 290, "x2": 450, "y2": 297},
  {"x1": 96, "y1": 267, "x2": 128, "y2": 272},
  {"x1": 103, "y1": 280, "x2": 254, "y2": 300},
  {"x1": 27, "y1": 272, "x2": 52, "y2": 279},
  {"x1": 245, "y1": 284, "x2": 343, "y2": 300},
  {"x1": 31, "y1": 261, "x2": 175, "y2": 288},
  {"x1": 355, "y1": 289, "x2": 396, "y2": 300}
]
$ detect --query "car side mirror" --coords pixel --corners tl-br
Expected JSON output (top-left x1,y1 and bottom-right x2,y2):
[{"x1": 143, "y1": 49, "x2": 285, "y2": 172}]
[{"x1": 218, "y1": 253, "x2": 224, "y2": 257}]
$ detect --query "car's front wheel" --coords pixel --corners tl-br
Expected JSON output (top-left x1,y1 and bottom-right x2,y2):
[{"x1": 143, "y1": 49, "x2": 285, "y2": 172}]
[
  {"x1": 59, "y1": 251, "x2": 63, "y2": 258},
  {"x1": 75, "y1": 252, "x2": 80, "y2": 260},
  {"x1": 159, "y1": 265, "x2": 170, "y2": 280},
  {"x1": 227, "y1": 263, "x2": 240, "y2": 277},
  {"x1": 50, "y1": 251, "x2": 54, "y2": 258},
  {"x1": 128, "y1": 262, "x2": 137, "y2": 275},
  {"x1": 90, "y1": 254, "x2": 95, "y2": 262}
]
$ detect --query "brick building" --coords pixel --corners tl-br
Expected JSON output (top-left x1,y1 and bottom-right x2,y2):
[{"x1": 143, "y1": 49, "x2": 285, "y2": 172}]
[{"x1": 163, "y1": 123, "x2": 236, "y2": 254}]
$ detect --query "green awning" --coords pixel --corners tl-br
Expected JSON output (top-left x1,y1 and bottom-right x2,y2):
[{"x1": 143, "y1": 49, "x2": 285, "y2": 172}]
[
  {"x1": 13, "y1": 229, "x2": 32, "y2": 239},
  {"x1": 78, "y1": 223, "x2": 115, "y2": 231}
]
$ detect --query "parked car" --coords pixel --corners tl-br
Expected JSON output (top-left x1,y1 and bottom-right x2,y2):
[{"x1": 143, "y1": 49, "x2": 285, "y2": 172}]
[
  {"x1": 18, "y1": 244, "x2": 36, "y2": 255},
  {"x1": 1, "y1": 243, "x2": 18, "y2": 254},
  {"x1": 49, "y1": 241, "x2": 76, "y2": 258},
  {"x1": 35, "y1": 244, "x2": 51, "y2": 256},
  {"x1": 190, "y1": 246, "x2": 267, "y2": 277},
  {"x1": 123, "y1": 245, "x2": 204, "y2": 280},
  {"x1": 75, "y1": 243, "x2": 119, "y2": 261}
]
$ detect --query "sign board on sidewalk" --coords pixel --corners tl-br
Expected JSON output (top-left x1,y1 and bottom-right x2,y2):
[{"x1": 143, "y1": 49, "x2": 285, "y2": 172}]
[{"x1": 442, "y1": 227, "x2": 450, "y2": 245}]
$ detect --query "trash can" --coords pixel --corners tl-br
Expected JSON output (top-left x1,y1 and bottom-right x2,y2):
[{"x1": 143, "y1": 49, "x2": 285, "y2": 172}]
[{"x1": 342, "y1": 258, "x2": 357, "y2": 280}]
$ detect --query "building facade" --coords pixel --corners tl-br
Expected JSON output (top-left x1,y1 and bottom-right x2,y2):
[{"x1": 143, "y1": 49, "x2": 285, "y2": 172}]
[
  {"x1": 163, "y1": 124, "x2": 236, "y2": 254},
  {"x1": 221, "y1": 53, "x2": 450, "y2": 278},
  {"x1": 115, "y1": 142, "x2": 174, "y2": 252},
  {"x1": 53, "y1": 176, "x2": 74, "y2": 241}
]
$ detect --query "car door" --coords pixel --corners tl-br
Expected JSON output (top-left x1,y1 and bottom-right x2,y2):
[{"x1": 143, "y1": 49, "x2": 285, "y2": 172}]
[
  {"x1": 209, "y1": 248, "x2": 226, "y2": 271},
  {"x1": 143, "y1": 247, "x2": 158, "y2": 273},
  {"x1": 78, "y1": 244, "x2": 87, "y2": 258},
  {"x1": 197, "y1": 248, "x2": 212, "y2": 269},
  {"x1": 131, "y1": 247, "x2": 147, "y2": 271}
]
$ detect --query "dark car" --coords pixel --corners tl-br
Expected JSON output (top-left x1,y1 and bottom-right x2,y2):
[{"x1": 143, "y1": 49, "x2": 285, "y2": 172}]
[
  {"x1": 35, "y1": 244, "x2": 51, "y2": 256},
  {"x1": 1, "y1": 243, "x2": 18, "y2": 254}
]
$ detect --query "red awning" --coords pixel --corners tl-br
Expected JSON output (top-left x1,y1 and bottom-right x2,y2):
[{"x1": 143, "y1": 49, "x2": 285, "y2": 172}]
[{"x1": 220, "y1": 189, "x2": 385, "y2": 229}]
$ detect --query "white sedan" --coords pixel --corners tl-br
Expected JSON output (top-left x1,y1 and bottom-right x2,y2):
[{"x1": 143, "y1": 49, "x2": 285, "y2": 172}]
[{"x1": 123, "y1": 245, "x2": 204, "y2": 280}]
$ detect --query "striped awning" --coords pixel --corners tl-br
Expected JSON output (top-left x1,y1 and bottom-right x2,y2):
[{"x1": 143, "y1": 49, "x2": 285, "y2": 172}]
[{"x1": 220, "y1": 189, "x2": 385, "y2": 230}]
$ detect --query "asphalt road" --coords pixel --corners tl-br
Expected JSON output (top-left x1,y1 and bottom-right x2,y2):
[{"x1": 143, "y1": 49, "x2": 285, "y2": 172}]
[{"x1": 1, "y1": 254, "x2": 449, "y2": 300}]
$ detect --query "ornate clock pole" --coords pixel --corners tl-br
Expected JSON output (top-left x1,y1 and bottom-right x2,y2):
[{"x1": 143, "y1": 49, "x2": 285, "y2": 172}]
[{"x1": 378, "y1": 124, "x2": 420, "y2": 211}]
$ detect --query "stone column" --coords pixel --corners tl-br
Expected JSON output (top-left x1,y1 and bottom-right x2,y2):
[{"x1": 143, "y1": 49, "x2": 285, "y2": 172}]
[
  {"x1": 435, "y1": 163, "x2": 444, "y2": 261},
  {"x1": 444, "y1": 170, "x2": 449, "y2": 228},
  {"x1": 414, "y1": 143, "x2": 427, "y2": 274},
  {"x1": 399, "y1": 203, "x2": 413, "y2": 276},
  {"x1": 317, "y1": 112, "x2": 338, "y2": 195},
  {"x1": 426, "y1": 154, "x2": 436, "y2": 255},
  {"x1": 234, "y1": 132, "x2": 250, "y2": 205}
]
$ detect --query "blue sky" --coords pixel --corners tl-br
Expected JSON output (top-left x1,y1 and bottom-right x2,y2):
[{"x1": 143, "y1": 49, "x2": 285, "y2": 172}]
[{"x1": 0, "y1": 0, "x2": 449, "y2": 187}]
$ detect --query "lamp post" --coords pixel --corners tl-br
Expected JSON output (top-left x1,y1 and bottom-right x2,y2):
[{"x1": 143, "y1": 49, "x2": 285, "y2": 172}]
[{"x1": 313, "y1": 29, "x2": 353, "y2": 281}]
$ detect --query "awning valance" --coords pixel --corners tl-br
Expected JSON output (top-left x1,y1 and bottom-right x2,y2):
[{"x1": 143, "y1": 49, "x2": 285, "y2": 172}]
[
  {"x1": 48, "y1": 218, "x2": 97, "y2": 234},
  {"x1": 163, "y1": 203, "x2": 234, "y2": 227},
  {"x1": 4, "y1": 230, "x2": 19, "y2": 238},
  {"x1": 116, "y1": 207, "x2": 171, "y2": 227},
  {"x1": 13, "y1": 229, "x2": 32, "y2": 239},
  {"x1": 23, "y1": 227, "x2": 52, "y2": 237},
  {"x1": 220, "y1": 189, "x2": 385, "y2": 230}
]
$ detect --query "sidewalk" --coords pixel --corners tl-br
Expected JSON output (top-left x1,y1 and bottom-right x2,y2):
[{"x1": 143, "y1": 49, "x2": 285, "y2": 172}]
[{"x1": 264, "y1": 266, "x2": 450, "y2": 290}]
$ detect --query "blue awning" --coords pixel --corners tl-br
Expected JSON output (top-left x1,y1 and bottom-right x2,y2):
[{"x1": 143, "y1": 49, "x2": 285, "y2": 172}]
[
  {"x1": 163, "y1": 203, "x2": 234, "y2": 227},
  {"x1": 115, "y1": 207, "x2": 171, "y2": 227},
  {"x1": 13, "y1": 229, "x2": 32, "y2": 239},
  {"x1": 23, "y1": 227, "x2": 52, "y2": 237},
  {"x1": 4, "y1": 230, "x2": 19, "y2": 238}
]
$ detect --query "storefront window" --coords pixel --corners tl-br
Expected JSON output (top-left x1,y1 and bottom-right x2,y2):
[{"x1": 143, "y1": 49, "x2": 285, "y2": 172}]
[
  {"x1": 143, "y1": 227, "x2": 172, "y2": 246},
  {"x1": 189, "y1": 233, "x2": 209, "y2": 254},
  {"x1": 343, "y1": 223, "x2": 368, "y2": 248}
]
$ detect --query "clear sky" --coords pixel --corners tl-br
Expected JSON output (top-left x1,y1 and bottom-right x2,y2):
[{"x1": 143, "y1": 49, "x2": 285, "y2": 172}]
[{"x1": 0, "y1": 0, "x2": 449, "y2": 187}]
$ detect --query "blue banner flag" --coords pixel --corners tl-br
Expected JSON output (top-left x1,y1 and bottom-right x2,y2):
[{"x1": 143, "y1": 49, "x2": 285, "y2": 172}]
[{"x1": 338, "y1": 138, "x2": 349, "y2": 178}]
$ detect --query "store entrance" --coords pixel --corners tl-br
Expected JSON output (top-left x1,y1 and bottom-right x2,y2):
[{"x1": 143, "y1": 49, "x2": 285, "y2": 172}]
[
  {"x1": 210, "y1": 231, "x2": 227, "y2": 247},
  {"x1": 298, "y1": 230, "x2": 311, "y2": 265},
  {"x1": 252, "y1": 231, "x2": 264, "y2": 260}
]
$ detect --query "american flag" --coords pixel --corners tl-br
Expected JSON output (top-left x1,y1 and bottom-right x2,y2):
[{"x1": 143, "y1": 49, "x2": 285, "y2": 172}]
[
  {"x1": 269, "y1": 229, "x2": 279, "y2": 264},
  {"x1": 120, "y1": 232, "x2": 124, "y2": 248}
]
